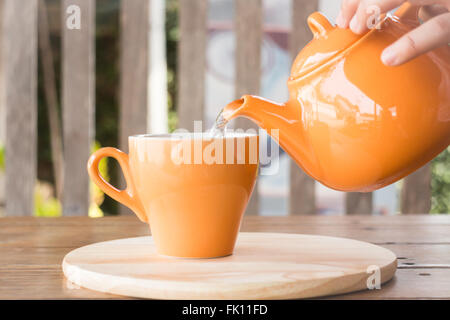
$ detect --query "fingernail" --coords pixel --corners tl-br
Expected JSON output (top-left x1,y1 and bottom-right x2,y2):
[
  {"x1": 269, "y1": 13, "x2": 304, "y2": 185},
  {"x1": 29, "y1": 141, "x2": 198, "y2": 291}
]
[
  {"x1": 349, "y1": 15, "x2": 362, "y2": 34},
  {"x1": 336, "y1": 12, "x2": 345, "y2": 28},
  {"x1": 381, "y1": 47, "x2": 397, "y2": 66}
]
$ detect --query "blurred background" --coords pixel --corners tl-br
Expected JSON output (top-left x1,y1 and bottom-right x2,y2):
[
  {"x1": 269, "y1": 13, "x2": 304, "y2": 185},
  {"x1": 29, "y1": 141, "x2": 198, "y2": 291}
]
[{"x1": 0, "y1": 0, "x2": 448, "y2": 217}]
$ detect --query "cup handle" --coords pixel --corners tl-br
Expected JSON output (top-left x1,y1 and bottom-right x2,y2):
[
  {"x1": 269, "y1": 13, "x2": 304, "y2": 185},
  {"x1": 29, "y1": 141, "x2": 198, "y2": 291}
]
[{"x1": 87, "y1": 147, "x2": 147, "y2": 223}]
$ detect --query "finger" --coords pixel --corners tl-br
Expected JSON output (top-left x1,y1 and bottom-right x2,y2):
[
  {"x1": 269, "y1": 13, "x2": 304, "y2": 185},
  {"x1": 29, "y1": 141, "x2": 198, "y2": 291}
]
[
  {"x1": 409, "y1": 0, "x2": 450, "y2": 10},
  {"x1": 349, "y1": 0, "x2": 405, "y2": 34},
  {"x1": 381, "y1": 12, "x2": 450, "y2": 66},
  {"x1": 419, "y1": 4, "x2": 448, "y2": 21},
  {"x1": 337, "y1": 0, "x2": 360, "y2": 28}
]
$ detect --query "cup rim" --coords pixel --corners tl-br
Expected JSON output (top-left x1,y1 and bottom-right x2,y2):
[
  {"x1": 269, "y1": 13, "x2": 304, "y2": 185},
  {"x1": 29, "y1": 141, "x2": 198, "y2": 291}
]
[{"x1": 130, "y1": 132, "x2": 258, "y2": 140}]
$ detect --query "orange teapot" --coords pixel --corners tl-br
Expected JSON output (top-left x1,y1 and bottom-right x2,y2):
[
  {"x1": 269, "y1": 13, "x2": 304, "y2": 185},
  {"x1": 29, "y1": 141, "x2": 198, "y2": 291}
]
[{"x1": 222, "y1": 3, "x2": 450, "y2": 192}]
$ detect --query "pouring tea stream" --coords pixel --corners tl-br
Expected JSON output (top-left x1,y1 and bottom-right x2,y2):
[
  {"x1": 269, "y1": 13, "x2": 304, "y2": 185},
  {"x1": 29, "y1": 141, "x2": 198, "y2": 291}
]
[{"x1": 218, "y1": 4, "x2": 450, "y2": 192}]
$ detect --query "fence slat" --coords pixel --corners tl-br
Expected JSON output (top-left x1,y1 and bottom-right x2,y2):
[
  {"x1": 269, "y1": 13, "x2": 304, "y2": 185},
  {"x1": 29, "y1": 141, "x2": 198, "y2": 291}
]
[
  {"x1": 62, "y1": 0, "x2": 95, "y2": 216},
  {"x1": 289, "y1": 0, "x2": 317, "y2": 215},
  {"x1": 235, "y1": 0, "x2": 263, "y2": 215},
  {"x1": 0, "y1": 0, "x2": 4, "y2": 143},
  {"x1": 38, "y1": 0, "x2": 64, "y2": 201},
  {"x1": 119, "y1": 0, "x2": 150, "y2": 150},
  {"x1": 3, "y1": 0, "x2": 38, "y2": 216},
  {"x1": 345, "y1": 192, "x2": 373, "y2": 214},
  {"x1": 401, "y1": 164, "x2": 431, "y2": 214},
  {"x1": 119, "y1": 0, "x2": 151, "y2": 215},
  {"x1": 177, "y1": 0, "x2": 207, "y2": 131}
]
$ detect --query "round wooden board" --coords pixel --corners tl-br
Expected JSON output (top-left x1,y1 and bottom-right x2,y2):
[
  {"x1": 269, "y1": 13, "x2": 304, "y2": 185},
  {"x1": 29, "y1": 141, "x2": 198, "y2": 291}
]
[{"x1": 62, "y1": 232, "x2": 397, "y2": 299}]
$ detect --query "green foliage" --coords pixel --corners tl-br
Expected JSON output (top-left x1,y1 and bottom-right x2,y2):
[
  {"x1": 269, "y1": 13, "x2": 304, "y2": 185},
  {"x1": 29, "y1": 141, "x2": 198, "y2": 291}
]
[
  {"x1": 166, "y1": 0, "x2": 179, "y2": 114},
  {"x1": 33, "y1": 141, "x2": 108, "y2": 218},
  {"x1": 0, "y1": 144, "x2": 4, "y2": 171},
  {"x1": 34, "y1": 198, "x2": 61, "y2": 217},
  {"x1": 34, "y1": 182, "x2": 61, "y2": 217},
  {"x1": 89, "y1": 141, "x2": 108, "y2": 218},
  {"x1": 431, "y1": 147, "x2": 450, "y2": 214},
  {"x1": 168, "y1": 110, "x2": 179, "y2": 133}
]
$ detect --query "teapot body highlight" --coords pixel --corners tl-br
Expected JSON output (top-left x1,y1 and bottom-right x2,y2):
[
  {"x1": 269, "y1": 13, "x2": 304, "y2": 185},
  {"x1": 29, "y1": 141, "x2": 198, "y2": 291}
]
[{"x1": 223, "y1": 6, "x2": 450, "y2": 192}]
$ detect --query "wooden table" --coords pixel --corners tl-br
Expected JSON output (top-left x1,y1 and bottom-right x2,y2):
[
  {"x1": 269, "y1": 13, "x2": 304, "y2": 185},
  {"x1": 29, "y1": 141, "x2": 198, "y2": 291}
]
[{"x1": 1, "y1": 215, "x2": 449, "y2": 299}]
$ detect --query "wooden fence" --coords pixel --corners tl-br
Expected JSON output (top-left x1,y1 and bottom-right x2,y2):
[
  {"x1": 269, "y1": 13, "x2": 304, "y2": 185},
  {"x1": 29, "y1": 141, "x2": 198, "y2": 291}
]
[{"x1": 0, "y1": 0, "x2": 431, "y2": 216}]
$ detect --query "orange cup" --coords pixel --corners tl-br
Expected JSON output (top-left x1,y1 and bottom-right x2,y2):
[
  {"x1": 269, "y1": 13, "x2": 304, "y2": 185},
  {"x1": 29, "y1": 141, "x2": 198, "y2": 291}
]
[{"x1": 87, "y1": 133, "x2": 259, "y2": 258}]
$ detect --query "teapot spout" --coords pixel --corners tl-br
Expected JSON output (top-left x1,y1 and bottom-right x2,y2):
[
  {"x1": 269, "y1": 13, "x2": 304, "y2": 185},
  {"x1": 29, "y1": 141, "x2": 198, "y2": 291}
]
[
  {"x1": 222, "y1": 95, "x2": 292, "y2": 131},
  {"x1": 222, "y1": 95, "x2": 317, "y2": 179}
]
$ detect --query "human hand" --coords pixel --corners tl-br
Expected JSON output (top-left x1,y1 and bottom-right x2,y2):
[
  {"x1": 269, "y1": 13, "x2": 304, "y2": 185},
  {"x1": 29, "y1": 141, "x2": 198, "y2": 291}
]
[{"x1": 336, "y1": 0, "x2": 450, "y2": 66}]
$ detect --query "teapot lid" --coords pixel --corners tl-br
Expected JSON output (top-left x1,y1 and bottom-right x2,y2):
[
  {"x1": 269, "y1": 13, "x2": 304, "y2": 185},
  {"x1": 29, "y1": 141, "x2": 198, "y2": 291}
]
[
  {"x1": 289, "y1": 12, "x2": 363, "y2": 81},
  {"x1": 290, "y1": 4, "x2": 420, "y2": 81}
]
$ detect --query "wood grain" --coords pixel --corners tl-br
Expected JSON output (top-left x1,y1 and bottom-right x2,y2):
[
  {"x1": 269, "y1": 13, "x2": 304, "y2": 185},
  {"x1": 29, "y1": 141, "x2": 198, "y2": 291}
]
[
  {"x1": 327, "y1": 268, "x2": 450, "y2": 299},
  {"x1": 289, "y1": 0, "x2": 318, "y2": 215},
  {"x1": 177, "y1": 0, "x2": 207, "y2": 131},
  {"x1": 1, "y1": 215, "x2": 449, "y2": 299},
  {"x1": 402, "y1": 164, "x2": 431, "y2": 214},
  {"x1": 62, "y1": 233, "x2": 397, "y2": 299},
  {"x1": 62, "y1": 0, "x2": 95, "y2": 216},
  {"x1": 2, "y1": 243, "x2": 447, "y2": 268},
  {"x1": 2, "y1": 0, "x2": 38, "y2": 216},
  {"x1": 234, "y1": 0, "x2": 263, "y2": 215}
]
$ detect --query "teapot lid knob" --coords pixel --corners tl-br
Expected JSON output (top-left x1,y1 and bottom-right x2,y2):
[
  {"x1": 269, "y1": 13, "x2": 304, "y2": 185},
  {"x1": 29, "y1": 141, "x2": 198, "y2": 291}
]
[{"x1": 307, "y1": 12, "x2": 333, "y2": 38}]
